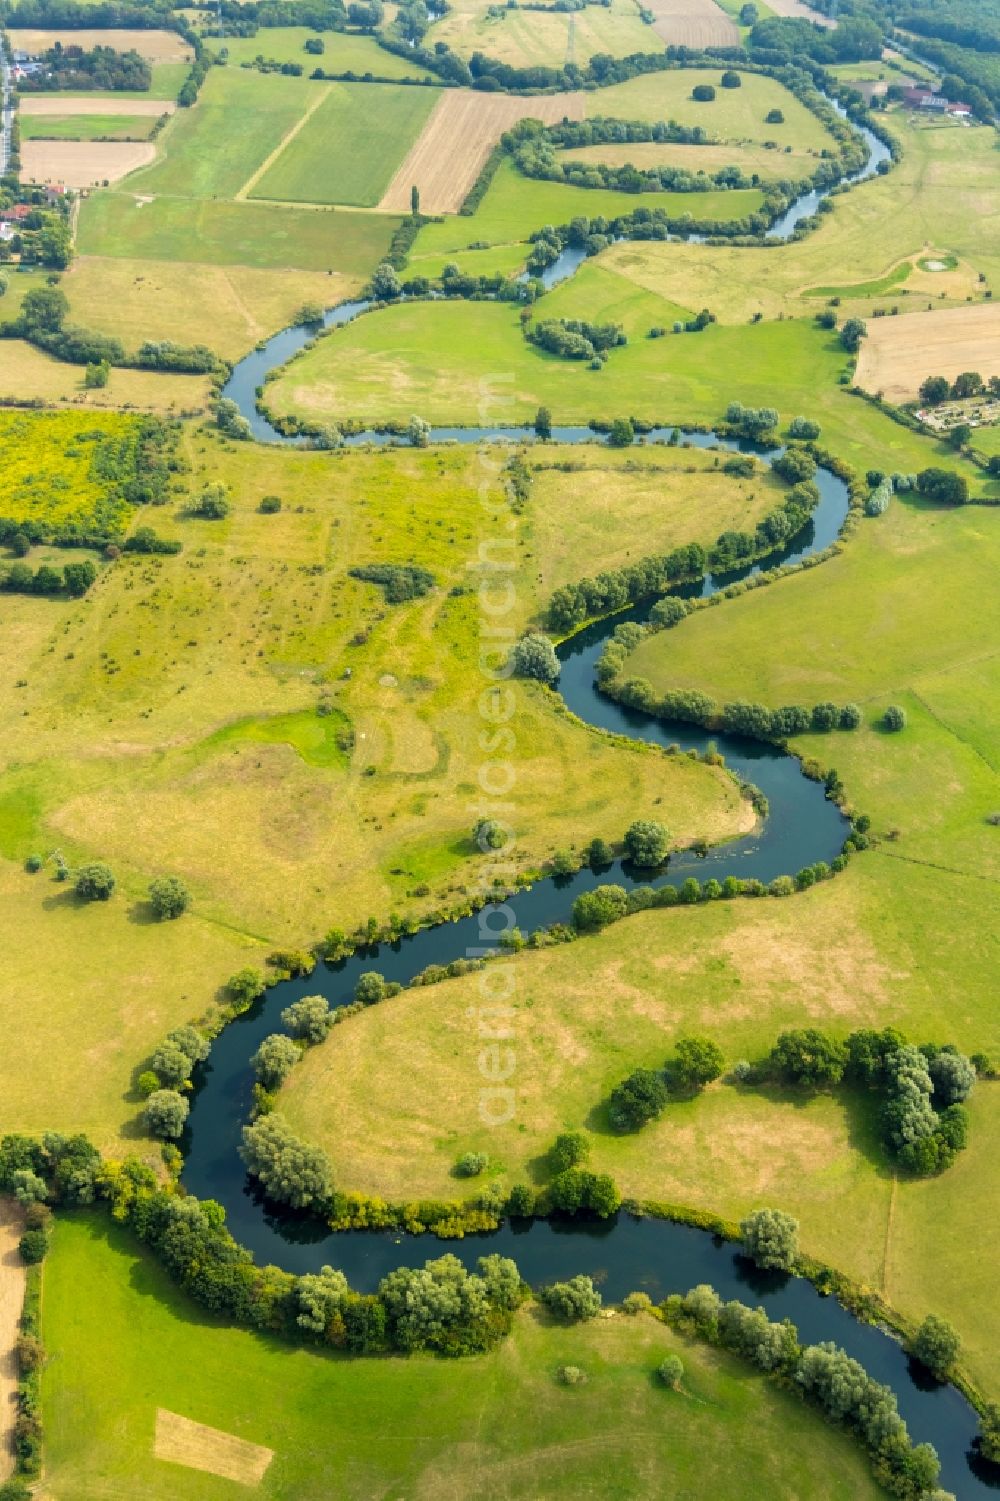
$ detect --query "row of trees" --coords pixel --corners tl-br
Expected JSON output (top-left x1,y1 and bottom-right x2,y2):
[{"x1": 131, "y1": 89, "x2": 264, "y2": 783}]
[
  {"x1": 919, "y1": 370, "x2": 1000, "y2": 405},
  {"x1": 669, "y1": 1281, "x2": 945, "y2": 1498},
  {"x1": 1, "y1": 559, "x2": 96, "y2": 596}
]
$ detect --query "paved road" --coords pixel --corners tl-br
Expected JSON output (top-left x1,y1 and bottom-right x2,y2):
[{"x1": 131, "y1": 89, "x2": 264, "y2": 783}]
[{"x1": 0, "y1": 48, "x2": 12, "y2": 176}]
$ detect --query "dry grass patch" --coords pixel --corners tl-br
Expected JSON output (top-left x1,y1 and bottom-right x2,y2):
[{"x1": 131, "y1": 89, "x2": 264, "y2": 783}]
[
  {"x1": 64, "y1": 257, "x2": 356, "y2": 362},
  {"x1": 562, "y1": 138, "x2": 818, "y2": 175},
  {"x1": 0, "y1": 340, "x2": 210, "y2": 412},
  {"x1": 9, "y1": 26, "x2": 192, "y2": 59},
  {"x1": 644, "y1": 0, "x2": 738, "y2": 49},
  {"x1": 855, "y1": 303, "x2": 1000, "y2": 400},
  {"x1": 21, "y1": 139, "x2": 155, "y2": 188},
  {"x1": 527, "y1": 445, "x2": 787, "y2": 604},
  {"x1": 154, "y1": 1409, "x2": 273, "y2": 1486},
  {"x1": 379, "y1": 90, "x2": 584, "y2": 215},
  {"x1": 19, "y1": 94, "x2": 175, "y2": 117}
]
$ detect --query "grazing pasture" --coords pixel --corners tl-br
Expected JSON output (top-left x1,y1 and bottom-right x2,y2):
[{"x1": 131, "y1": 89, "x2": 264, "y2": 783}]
[
  {"x1": 21, "y1": 139, "x2": 156, "y2": 187},
  {"x1": 124, "y1": 70, "x2": 317, "y2": 201},
  {"x1": 587, "y1": 68, "x2": 837, "y2": 151},
  {"x1": 249, "y1": 82, "x2": 440, "y2": 207},
  {"x1": 77, "y1": 192, "x2": 398, "y2": 274},
  {"x1": 428, "y1": 0, "x2": 655, "y2": 70},
  {"x1": 411, "y1": 158, "x2": 763, "y2": 259},
  {"x1": 559, "y1": 137, "x2": 820, "y2": 177},
  {"x1": 379, "y1": 89, "x2": 585, "y2": 215},
  {"x1": 0, "y1": 339, "x2": 211, "y2": 412},
  {"x1": 7, "y1": 26, "x2": 192, "y2": 59},
  {"x1": 20, "y1": 114, "x2": 161, "y2": 141},
  {"x1": 40, "y1": 1215, "x2": 885, "y2": 1501},
  {"x1": 643, "y1": 0, "x2": 739, "y2": 49},
  {"x1": 854, "y1": 303, "x2": 1000, "y2": 400},
  {"x1": 221, "y1": 27, "x2": 431, "y2": 79},
  {"x1": 20, "y1": 113, "x2": 163, "y2": 141},
  {"x1": 63, "y1": 256, "x2": 359, "y2": 361}
]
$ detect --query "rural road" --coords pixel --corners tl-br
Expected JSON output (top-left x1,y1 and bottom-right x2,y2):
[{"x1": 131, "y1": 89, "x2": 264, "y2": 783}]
[{"x1": 0, "y1": 1200, "x2": 25, "y2": 1484}]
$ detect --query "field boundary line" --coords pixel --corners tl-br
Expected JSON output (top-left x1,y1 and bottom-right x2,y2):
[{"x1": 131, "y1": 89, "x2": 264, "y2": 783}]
[{"x1": 235, "y1": 85, "x2": 330, "y2": 203}]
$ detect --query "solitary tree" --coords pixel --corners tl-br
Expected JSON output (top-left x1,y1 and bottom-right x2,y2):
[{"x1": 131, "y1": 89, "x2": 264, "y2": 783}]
[
  {"x1": 75, "y1": 863, "x2": 115, "y2": 902},
  {"x1": 539, "y1": 1275, "x2": 602, "y2": 1321},
  {"x1": 624, "y1": 819, "x2": 670, "y2": 867},
  {"x1": 148, "y1": 875, "x2": 191, "y2": 920},
  {"x1": 252, "y1": 1033, "x2": 301, "y2": 1090},
  {"x1": 240, "y1": 1113, "x2": 334, "y2": 1208},
  {"x1": 281, "y1": 995, "x2": 334, "y2": 1044},
  {"x1": 144, "y1": 1089, "x2": 190, "y2": 1139},
  {"x1": 407, "y1": 414, "x2": 430, "y2": 447},
  {"x1": 673, "y1": 1035, "x2": 725, "y2": 1091},
  {"x1": 151, "y1": 1043, "x2": 193, "y2": 1088},
  {"x1": 658, "y1": 1353, "x2": 684, "y2": 1388},
  {"x1": 608, "y1": 1067, "x2": 668, "y2": 1131},
  {"x1": 572, "y1": 883, "x2": 628, "y2": 931},
  {"x1": 550, "y1": 1130, "x2": 589, "y2": 1172},
  {"x1": 355, "y1": 971, "x2": 389, "y2": 1005},
  {"x1": 510, "y1": 632, "x2": 560, "y2": 686},
  {"x1": 839, "y1": 317, "x2": 867, "y2": 353},
  {"x1": 370, "y1": 261, "x2": 401, "y2": 300},
  {"x1": 534, "y1": 405, "x2": 552, "y2": 439},
  {"x1": 882, "y1": 704, "x2": 907, "y2": 732},
  {"x1": 919, "y1": 375, "x2": 950, "y2": 406},
  {"x1": 608, "y1": 416, "x2": 634, "y2": 447},
  {"x1": 410, "y1": 184, "x2": 420, "y2": 216},
  {"x1": 740, "y1": 1207, "x2": 799, "y2": 1270},
  {"x1": 911, "y1": 1314, "x2": 960, "y2": 1379},
  {"x1": 473, "y1": 817, "x2": 506, "y2": 852}
]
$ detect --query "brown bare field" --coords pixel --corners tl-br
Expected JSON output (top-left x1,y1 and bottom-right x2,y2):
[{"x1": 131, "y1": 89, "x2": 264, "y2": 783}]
[
  {"x1": 154, "y1": 1409, "x2": 274, "y2": 1486},
  {"x1": 855, "y1": 303, "x2": 1000, "y2": 400},
  {"x1": 19, "y1": 95, "x2": 175, "y2": 116},
  {"x1": 644, "y1": 0, "x2": 738, "y2": 48},
  {"x1": 21, "y1": 139, "x2": 155, "y2": 188},
  {"x1": 379, "y1": 89, "x2": 584, "y2": 214},
  {"x1": 0, "y1": 1202, "x2": 25, "y2": 1485},
  {"x1": 763, "y1": 0, "x2": 836, "y2": 26},
  {"x1": 8, "y1": 27, "x2": 192, "y2": 59}
]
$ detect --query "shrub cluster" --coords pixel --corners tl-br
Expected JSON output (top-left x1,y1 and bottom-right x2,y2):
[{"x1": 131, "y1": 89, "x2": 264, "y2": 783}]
[
  {"x1": 349, "y1": 563, "x2": 435, "y2": 602},
  {"x1": 526, "y1": 317, "x2": 626, "y2": 363}
]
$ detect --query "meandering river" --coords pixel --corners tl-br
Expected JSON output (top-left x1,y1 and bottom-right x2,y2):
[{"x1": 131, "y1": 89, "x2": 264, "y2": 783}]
[{"x1": 196, "y1": 114, "x2": 999, "y2": 1495}]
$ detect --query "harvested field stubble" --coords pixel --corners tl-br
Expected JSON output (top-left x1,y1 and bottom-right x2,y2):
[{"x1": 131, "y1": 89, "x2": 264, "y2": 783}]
[
  {"x1": 8, "y1": 26, "x2": 192, "y2": 59},
  {"x1": 854, "y1": 303, "x2": 1000, "y2": 401},
  {"x1": 378, "y1": 90, "x2": 585, "y2": 214},
  {"x1": 18, "y1": 95, "x2": 175, "y2": 116},
  {"x1": 644, "y1": 0, "x2": 739, "y2": 49},
  {"x1": 21, "y1": 139, "x2": 155, "y2": 188}
]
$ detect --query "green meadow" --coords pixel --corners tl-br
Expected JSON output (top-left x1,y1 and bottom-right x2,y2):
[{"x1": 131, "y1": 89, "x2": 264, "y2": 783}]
[
  {"x1": 77, "y1": 192, "x2": 398, "y2": 274},
  {"x1": 221, "y1": 27, "x2": 434, "y2": 79},
  {"x1": 413, "y1": 158, "x2": 765, "y2": 259},
  {"x1": 249, "y1": 81, "x2": 440, "y2": 206},
  {"x1": 122, "y1": 69, "x2": 318, "y2": 200},
  {"x1": 588, "y1": 67, "x2": 837, "y2": 151},
  {"x1": 40, "y1": 1214, "x2": 885, "y2": 1501},
  {"x1": 20, "y1": 112, "x2": 161, "y2": 141}
]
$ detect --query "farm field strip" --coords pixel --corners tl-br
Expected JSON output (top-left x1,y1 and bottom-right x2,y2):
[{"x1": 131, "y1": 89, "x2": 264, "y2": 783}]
[
  {"x1": 20, "y1": 115, "x2": 161, "y2": 142},
  {"x1": 235, "y1": 84, "x2": 329, "y2": 201},
  {"x1": 249, "y1": 81, "x2": 440, "y2": 207},
  {"x1": 854, "y1": 303, "x2": 1000, "y2": 400},
  {"x1": 20, "y1": 139, "x2": 156, "y2": 188},
  {"x1": 762, "y1": 0, "x2": 836, "y2": 24},
  {"x1": 378, "y1": 89, "x2": 585, "y2": 214},
  {"x1": 18, "y1": 95, "x2": 175, "y2": 116},
  {"x1": 7, "y1": 26, "x2": 193, "y2": 59},
  {"x1": 643, "y1": 0, "x2": 739, "y2": 49}
]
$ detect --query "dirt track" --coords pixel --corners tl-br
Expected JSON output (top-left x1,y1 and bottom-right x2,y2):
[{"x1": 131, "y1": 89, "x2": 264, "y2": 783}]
[
  {"x1": 21, "y1": 139, "x2": 156, "y2": 188},
  {"x1": 854, "y1": 303, "x2": 1000, "y2": 400},
  {"x1": 643, "y1": 0, "x2": 739, "y2": 49},
  {"x1": 378, "y1": 90, "x2": 585, "y2": 215},
  {"x1": 0, "y1": 1201, "x2": 25, "y2": 1485}
]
